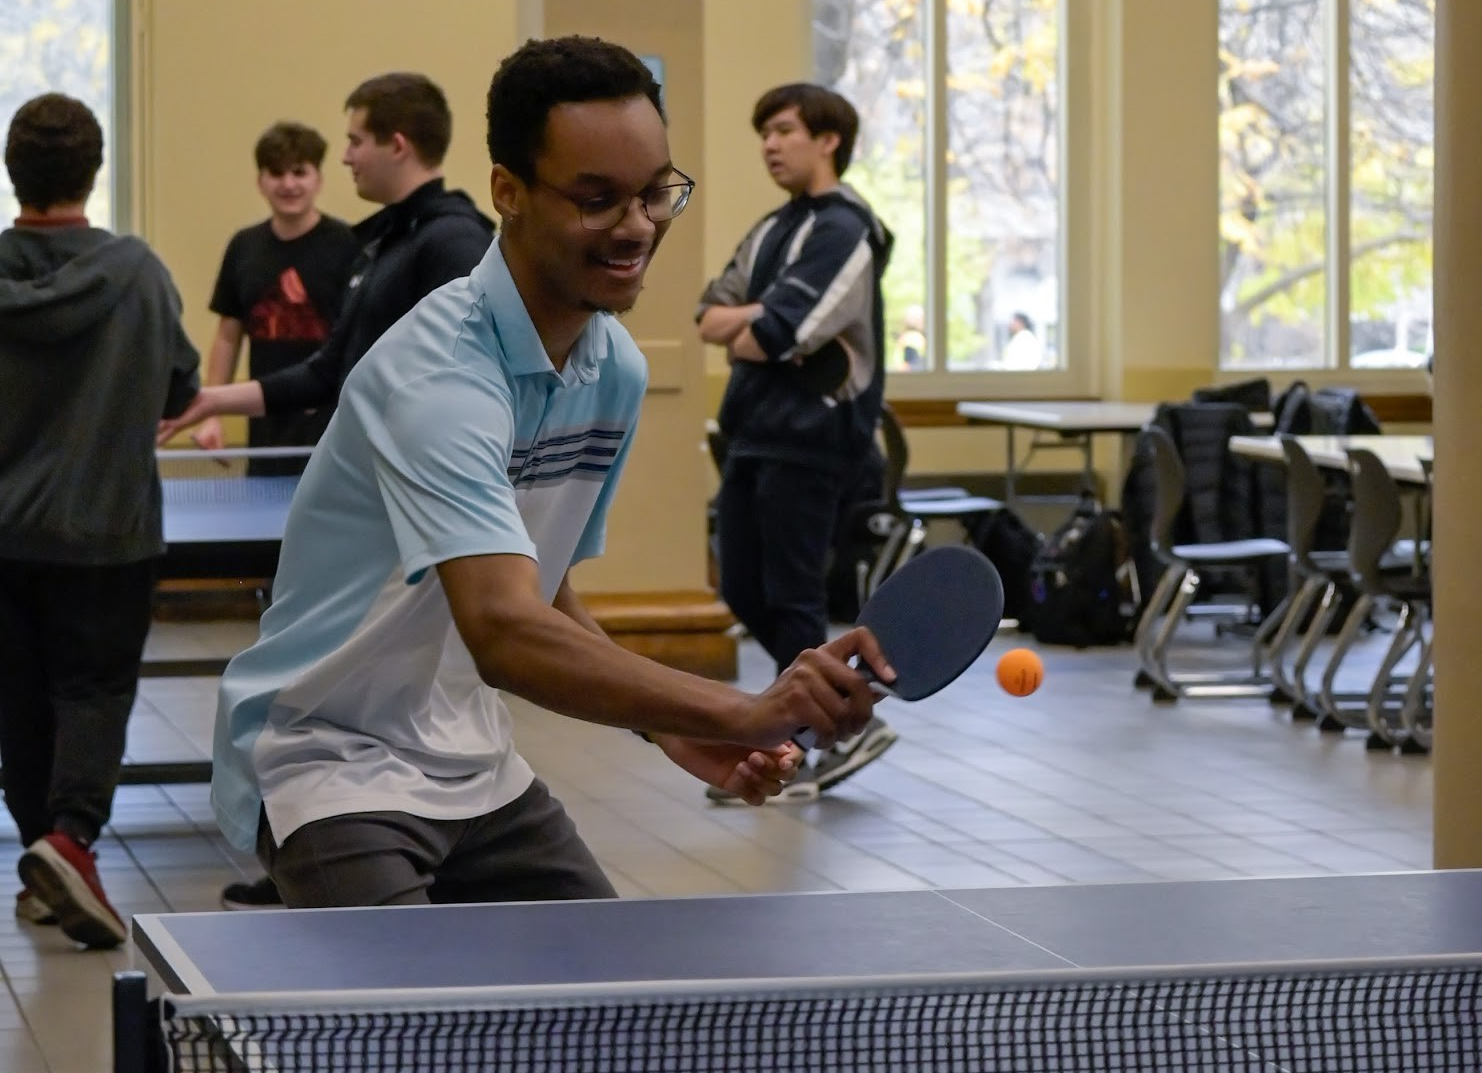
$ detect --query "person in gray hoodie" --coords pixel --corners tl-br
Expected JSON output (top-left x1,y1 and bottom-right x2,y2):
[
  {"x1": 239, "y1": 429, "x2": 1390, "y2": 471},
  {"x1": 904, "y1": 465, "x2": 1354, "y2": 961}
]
[{"x1": 0, "y1": 94, "x2": 199, "y2": 949}]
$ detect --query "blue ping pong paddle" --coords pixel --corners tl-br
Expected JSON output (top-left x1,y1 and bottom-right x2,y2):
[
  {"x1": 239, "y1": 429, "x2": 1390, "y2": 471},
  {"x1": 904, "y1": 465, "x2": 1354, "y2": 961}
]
[{"x1": 796, "y1": 544, "x2": 1005, "y2": 749}]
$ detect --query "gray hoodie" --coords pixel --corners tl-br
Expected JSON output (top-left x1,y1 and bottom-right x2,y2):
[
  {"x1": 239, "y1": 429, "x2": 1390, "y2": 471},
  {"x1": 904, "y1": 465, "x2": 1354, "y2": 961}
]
[{"x1": 0, "y1": 226, "x2": 199, "y2": 564}]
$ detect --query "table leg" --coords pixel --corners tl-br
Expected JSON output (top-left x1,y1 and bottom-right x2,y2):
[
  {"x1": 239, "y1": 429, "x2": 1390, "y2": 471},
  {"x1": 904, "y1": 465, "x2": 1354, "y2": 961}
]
[
  {"x1": 1080, "y1": 432, "x2": 1095, "y2": 497},
  {"x1": 1004, "y1": 424, "x2": 1018, "y2": 505}
]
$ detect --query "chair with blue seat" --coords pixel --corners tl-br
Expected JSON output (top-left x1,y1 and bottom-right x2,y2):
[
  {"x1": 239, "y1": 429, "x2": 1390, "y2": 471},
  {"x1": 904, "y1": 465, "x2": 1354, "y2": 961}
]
[
  {"x1": 1133, "y1": 424, "x2": 1289, "y2": 702},
  {"x1": 861, "y1": 404, "x2": 1004, "y2": 602}
]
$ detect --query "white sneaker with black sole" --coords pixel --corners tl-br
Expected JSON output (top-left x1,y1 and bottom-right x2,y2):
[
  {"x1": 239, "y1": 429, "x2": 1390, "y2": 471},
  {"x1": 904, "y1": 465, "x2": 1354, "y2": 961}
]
[
  {"x1": 704, "y1": 717, "x2": 898, "y2": 805},
  {"x1": 808, "y1": 716, "x2": 899, "y2": 791},
  {"x1": 705, "y1": 772, "x2": 821, "y2": 806}
]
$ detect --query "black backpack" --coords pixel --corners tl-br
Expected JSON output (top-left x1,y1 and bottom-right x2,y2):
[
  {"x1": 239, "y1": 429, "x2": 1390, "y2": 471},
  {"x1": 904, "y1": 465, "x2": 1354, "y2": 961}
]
[
  {"x1": 1028, "y1": 495, "x2": 1135, "y2": 648},
  {"x1": 968, "y1": 509, "x2": 1044, "y2": 628}
]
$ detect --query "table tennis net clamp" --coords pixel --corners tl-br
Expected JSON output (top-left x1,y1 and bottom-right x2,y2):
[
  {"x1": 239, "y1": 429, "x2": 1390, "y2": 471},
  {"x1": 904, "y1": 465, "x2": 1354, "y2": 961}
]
[{"x1": 114, "y1": 956, "x2": 1481, "y2": 1072}]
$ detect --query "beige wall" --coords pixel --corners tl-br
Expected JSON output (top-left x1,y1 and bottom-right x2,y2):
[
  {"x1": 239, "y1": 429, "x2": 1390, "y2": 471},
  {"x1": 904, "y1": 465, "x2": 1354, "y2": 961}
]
[
  {"x1": 1431, "y1": 0, "x2": 1482, "y2": 868},
  {"x1": 130, "y1": 0, "x2": 1433, "y2": 585},
  {"x1": 541, "y1": 0, "x2": 711, "y2": 593},
  {"x1": 132, "y1": 0, "x2": 517, "y2": 359}
]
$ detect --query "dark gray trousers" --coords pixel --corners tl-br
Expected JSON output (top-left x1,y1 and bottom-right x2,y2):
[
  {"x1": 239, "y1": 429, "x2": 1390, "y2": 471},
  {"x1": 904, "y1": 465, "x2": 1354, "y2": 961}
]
[
  {"x1": 257, "y1": 778, "x2": 617, "y2": 908},
  {"x1": 0, "y1": 557, "x2": 156, "y2": 846}
]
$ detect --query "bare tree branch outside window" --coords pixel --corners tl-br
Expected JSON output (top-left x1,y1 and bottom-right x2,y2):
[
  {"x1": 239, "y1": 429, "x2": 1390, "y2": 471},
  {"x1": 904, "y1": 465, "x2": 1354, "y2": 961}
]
[
  {"x1": 814, "y1": 0, "x2": 1061, "y2": 374},
  {"x1": 1220, "y1": 0, "x2": 1433, "y2": 371}
]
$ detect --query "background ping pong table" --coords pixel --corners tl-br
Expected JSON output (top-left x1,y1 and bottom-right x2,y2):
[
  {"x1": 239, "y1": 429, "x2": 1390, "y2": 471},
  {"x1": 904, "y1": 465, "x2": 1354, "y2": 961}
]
[
  {"x1": 0, "y1": 449, "x2": 302, "y2": 794},
  {"x1": 133, "y1": 448, "x2": 301, "y2": 785},
  {"x1": 117, "y1": 869, "x2": 1482, "y2": 1071}
]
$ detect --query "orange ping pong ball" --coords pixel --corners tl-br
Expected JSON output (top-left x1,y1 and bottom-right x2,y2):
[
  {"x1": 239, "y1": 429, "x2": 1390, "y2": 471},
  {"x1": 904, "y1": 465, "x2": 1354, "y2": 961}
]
[{"x1": 996, "y1": 648, "x2": 1044, "y2": 697}]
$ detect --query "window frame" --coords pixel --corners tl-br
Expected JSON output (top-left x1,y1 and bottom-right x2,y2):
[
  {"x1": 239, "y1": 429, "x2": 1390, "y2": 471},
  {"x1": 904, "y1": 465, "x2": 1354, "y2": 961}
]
[
  {"x1": 0, "y1": 0, "x2": 130, "y2": 231},
  {"x1": 1216, "y1": 0, "x2": 1434, "y2": 391},
  {"x1": 816, "y1": 0, "x2": 1088, "y2": 401}
]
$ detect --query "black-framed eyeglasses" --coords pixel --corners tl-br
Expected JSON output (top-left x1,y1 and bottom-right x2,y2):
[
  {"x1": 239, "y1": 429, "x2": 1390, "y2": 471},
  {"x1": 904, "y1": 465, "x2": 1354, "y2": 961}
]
[{"x1": 535, "y1": 168, "x2": 695, "y2": 231}]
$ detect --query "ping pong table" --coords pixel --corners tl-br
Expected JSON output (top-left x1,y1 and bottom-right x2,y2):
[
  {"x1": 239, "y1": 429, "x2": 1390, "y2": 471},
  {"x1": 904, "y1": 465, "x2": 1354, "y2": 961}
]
[
  {"x1": 116, "y1": 869, "x2": 1482, "y2": 1071},
  {"x1": 149, "y1": 447, "x2": 303, "y2": 678},
  {"x1": 132, "y1": 448, "x2": 300, "y2": 785}
]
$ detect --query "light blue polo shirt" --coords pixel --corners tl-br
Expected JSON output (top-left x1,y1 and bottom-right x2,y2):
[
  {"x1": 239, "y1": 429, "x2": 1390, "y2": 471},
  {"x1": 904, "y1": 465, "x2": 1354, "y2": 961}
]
[{"x1": 211, "y1": 240, "x2": 648, "y2": 852}]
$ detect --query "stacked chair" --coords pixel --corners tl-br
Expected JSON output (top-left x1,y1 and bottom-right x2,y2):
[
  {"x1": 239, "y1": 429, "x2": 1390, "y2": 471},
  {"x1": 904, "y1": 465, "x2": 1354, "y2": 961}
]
[
  {"x1": 1132, "y1": 423, "x2": 1289, "y2": 702},
  {"x1": 1309, "y1": 448, "x2": 1432, "y2": 753}
]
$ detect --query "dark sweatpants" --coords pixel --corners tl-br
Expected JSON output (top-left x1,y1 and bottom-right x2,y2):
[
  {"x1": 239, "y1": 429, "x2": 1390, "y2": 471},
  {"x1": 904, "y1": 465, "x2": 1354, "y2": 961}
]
[
  {"x1": 258, "y1": 779, "x2": 617, "y2": 908},
  {"x1": 716, "y1": 455, "x2": 846, "y2": 677},
  {"x1": 0, "y1": 558, "x2": 157, "y2": 846}
]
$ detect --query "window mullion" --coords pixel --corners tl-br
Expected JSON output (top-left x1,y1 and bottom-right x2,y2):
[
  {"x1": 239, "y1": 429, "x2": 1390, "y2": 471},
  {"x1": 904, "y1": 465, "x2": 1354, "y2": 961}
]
[
  {"x1": 1328, "y1": 0, "x2": 1351, "y2": 369},
  {"x1": 925, "y1": 0, "x2": 948, "y2": 373}
]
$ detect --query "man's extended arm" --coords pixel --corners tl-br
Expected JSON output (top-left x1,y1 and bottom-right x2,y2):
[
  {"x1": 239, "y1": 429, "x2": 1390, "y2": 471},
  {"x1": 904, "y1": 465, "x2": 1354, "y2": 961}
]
[
  {"x1": 550, "y1": 573, "x2": 805, "y2": 804},
  {"x1": 440, "y1": 553, "x2": 886, "y2": 751}
]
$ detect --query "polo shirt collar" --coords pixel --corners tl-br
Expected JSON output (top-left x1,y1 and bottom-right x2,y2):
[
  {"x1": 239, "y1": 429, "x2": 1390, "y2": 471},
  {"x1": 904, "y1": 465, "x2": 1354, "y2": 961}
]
[{"x1": 473, "y1": 240, "x2": 606, "y2": 387}]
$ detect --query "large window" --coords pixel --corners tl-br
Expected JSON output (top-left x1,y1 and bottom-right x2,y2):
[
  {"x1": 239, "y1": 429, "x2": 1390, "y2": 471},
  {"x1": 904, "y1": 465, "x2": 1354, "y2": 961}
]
[
  {"x1": 1219, "y1": 0, "x2": 1434, "y2": 372},
  {"x1": 0, "y1": 0, "x2": 121, "y2": 227},
  {"x1": 815, "y1": 0, "x2": 1063, "y2": 380}
]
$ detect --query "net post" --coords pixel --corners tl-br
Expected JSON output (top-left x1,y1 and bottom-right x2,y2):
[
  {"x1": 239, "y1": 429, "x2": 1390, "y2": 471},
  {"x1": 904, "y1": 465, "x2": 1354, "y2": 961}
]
[{"x1": 112, "y1": 970, "x2": 159, "y2": 1073}]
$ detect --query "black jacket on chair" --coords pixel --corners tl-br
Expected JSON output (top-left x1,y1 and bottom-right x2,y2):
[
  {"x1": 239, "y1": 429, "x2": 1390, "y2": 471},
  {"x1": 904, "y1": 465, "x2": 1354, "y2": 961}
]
[{"x1": 1122, "y1": 402, "x2": 1282, "y2": 613}]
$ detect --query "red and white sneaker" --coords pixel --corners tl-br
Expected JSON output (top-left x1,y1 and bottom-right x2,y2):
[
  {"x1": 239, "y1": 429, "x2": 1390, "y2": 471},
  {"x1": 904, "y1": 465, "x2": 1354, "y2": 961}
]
[
  {"x1": 17, "y1": 834, "x2": 126, "y2": 948},
  {"x1": 14, "y1": 889, "x2": 57, "y2": 925}
]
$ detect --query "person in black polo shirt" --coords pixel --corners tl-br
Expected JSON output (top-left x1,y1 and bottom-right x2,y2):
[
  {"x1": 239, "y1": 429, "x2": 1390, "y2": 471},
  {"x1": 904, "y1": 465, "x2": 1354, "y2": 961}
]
[{"x1": 191, "y1": 122, "x2": 359, "y2": 475}]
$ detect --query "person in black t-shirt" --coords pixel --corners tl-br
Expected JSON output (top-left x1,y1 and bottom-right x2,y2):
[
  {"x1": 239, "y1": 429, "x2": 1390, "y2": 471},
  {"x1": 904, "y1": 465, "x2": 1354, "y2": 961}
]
[{"x1": 193, "y1": 122, "x2": 359, "y2": 475}]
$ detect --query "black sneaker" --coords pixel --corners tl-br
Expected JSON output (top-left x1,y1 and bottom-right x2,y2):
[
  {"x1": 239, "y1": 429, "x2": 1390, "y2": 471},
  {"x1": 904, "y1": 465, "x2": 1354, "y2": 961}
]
[
  {"x1": 808, "y1": 716, "x2": 898, "y2": 791},
  {"x1": 221, "y1": 875, "x2": 284, "y2": 910}
]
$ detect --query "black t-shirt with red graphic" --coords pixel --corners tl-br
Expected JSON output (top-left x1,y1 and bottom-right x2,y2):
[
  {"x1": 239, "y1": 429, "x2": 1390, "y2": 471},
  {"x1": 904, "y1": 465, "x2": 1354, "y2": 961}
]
[{"x1": 209, "y1": 216, "x2": 359, "y2": 470}]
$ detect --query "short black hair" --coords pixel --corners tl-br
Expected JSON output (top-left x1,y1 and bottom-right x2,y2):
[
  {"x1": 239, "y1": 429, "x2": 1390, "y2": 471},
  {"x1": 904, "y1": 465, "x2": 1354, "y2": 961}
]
[
  {"x1": 751, "y1": 83, "x2": 858, "y2": 178},
  {"x1": 1012, "y1": 311, "x2": 1034, "y2": 333},
  {"x1": 486, "y1": 35, "x2": 664, "y2": 181},
  {"x1": 345, "y1": 73, "x2": 452, "y2": 167},
  {"x1": 254, "y1": 121, "x2": 328, "y2": 174},
  {"x1": 5, "y1": 93, "x2": 103, "y2": 211}
]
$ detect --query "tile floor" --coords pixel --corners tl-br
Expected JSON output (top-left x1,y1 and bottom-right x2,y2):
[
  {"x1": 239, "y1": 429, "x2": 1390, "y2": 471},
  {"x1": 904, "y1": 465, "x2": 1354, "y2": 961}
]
[{"x1": 1, "y1": 616, "x2": 1434, "y2": 1071}]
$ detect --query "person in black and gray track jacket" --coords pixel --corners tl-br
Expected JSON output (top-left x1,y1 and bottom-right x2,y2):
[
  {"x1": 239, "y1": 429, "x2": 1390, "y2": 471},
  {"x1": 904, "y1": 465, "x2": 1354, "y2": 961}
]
[{"x1": 697, "y1": 83, "x2": 898, "y2": 805}]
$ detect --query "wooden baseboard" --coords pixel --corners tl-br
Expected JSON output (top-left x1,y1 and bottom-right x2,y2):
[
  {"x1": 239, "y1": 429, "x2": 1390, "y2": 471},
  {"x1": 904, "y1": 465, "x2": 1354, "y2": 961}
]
[
  {"x1": 581, "y1": 590, "x2": 738, "y2": 681},
  {"x1": 155, "y1": 581, "x2": 740, "y2": 681},
  {"x1": 154, "y1": 578, "x2": 267, "y2": 621}
]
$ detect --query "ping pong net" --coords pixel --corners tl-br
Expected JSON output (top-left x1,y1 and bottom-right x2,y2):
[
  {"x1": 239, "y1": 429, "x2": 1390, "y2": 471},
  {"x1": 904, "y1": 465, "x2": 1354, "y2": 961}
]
[
  {"x1": 158, "y1": 446, "x2": 314, "y2": 487},
  {"x1": 128, "y1": 959, "x2": 1480, "y2": 1072}
]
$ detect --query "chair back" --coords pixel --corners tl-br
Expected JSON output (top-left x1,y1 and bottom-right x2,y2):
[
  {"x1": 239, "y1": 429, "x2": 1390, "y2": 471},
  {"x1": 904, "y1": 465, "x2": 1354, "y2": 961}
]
[
  {"x1": 1278, "y1": 435, "x2": 1326, "y2": 568},
  {"x1": 1419, "y1": 455, "x2": 1434, "y2": 544},
  {"x1": 876, "y1": 403, "x2": 910, "y2": 511},
  {"x1": 1142, "y1": 424, "x2": 1186, "y2": 559},
  {"x1": 1345, "y1": 448, "x2": 1403, "y2": 595}
]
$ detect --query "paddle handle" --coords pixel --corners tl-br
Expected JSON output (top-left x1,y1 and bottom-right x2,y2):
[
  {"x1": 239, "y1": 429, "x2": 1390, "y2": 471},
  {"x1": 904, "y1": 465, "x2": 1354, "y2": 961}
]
[{"x1": 792, "y1": 667, "x2": 889, "y2": 751}]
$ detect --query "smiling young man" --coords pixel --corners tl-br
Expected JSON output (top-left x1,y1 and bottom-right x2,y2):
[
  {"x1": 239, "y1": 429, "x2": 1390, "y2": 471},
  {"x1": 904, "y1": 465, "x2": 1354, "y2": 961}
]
[
  {"x1": 208, "y1": 37, "x2": 890, "y2": 909},
  {"x1": 697, "y1": 84, "x2": 897, "y2": 804},
  {"x1": 167, "y1": 74, "x2": 495, "y2": 912},
  {"x1": 192, "y1": 123, "x2": 358, "y2": 474},
  {"x1": 161, "y1": 73, "x2": 494, "y2": 447}
]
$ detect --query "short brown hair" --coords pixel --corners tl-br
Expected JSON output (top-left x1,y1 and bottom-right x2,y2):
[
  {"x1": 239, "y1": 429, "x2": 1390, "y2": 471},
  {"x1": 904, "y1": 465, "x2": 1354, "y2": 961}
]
[
  {"x1": 751, "y1": 83, "x2": 859, "y2": 178},
  {"x1": 4, "y1": 93, "x2": 103, "y2": 211},
  {"x1": 345, "y1": 73, "x2": 452, "y2": 167},
  {"x1": 254, "y1": 121, "x2": 328, "y2": 174}
]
